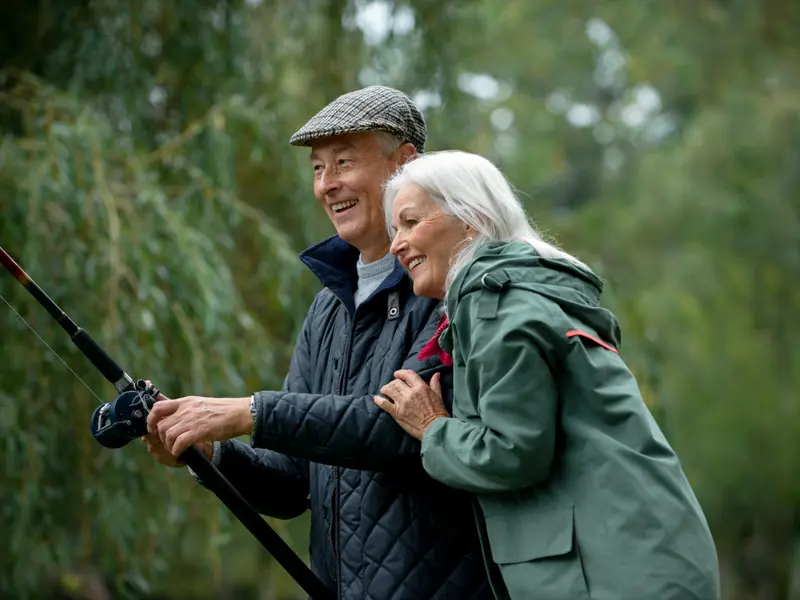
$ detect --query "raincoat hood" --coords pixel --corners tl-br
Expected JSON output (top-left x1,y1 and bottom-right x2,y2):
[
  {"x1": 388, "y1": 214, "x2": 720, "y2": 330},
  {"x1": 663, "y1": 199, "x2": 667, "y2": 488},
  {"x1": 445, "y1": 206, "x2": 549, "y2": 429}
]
[{"x1": 448, "y1": 240, "x2": 622, "y2": 348}]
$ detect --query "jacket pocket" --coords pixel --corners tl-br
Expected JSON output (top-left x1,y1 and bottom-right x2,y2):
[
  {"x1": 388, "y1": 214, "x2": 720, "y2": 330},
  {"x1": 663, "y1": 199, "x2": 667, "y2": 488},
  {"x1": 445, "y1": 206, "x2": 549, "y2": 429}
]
[
  {"x1": 484, "y1": 504, "x2": 590, "y2": 599},
  {"x1": 484, "y1": 504, "x2": 574, "y2": 564}
]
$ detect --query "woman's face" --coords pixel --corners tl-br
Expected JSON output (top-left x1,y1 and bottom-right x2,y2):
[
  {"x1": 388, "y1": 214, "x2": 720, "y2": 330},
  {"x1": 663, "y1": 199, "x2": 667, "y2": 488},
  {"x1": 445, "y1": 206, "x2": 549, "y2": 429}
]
[{"x1": 389, "y1": 183, "x2": 473, "y2": 300}]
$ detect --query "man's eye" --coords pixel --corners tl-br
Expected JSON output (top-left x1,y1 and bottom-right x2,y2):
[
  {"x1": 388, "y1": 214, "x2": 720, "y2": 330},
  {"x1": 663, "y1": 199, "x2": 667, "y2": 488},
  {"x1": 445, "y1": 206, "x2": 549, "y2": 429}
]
[{"x1": 337, "y1": 158, "x2": 354, "y2": 167}]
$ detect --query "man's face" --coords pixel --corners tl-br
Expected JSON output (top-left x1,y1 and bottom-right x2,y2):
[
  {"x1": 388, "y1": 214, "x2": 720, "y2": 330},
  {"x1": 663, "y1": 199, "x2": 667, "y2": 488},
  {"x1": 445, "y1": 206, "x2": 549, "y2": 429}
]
[{"x1": 310, "y1": 132, "x2": 415, "y2": 261}]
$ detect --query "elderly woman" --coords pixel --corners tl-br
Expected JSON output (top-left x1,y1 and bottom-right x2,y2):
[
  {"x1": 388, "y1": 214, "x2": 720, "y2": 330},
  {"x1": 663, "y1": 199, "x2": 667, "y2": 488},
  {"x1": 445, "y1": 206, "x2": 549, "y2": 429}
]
[{"x1": 373, "y1": 150, "x2": 720, "y2": 600}]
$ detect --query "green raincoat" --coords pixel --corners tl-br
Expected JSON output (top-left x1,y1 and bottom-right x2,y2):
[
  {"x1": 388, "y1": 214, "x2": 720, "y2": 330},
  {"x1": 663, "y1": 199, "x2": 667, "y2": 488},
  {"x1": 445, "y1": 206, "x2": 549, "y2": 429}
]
[{"x1": 421, "y1": 241, "x2": 720, "y2": 600}]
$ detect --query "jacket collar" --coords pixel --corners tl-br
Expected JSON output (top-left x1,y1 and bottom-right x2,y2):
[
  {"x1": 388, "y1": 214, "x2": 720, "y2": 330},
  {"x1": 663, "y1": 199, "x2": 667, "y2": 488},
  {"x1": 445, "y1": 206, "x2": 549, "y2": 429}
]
[{"x1": 299, "y1": 235, "x2": 407, "y2": 315}]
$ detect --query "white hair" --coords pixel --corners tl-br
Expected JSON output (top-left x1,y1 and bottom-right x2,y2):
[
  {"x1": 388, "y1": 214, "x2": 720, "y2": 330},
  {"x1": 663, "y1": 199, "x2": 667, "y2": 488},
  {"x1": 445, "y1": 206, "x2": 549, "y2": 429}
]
[{"x1": 382, "y1": 150, "x2": 591, "y2": 298}]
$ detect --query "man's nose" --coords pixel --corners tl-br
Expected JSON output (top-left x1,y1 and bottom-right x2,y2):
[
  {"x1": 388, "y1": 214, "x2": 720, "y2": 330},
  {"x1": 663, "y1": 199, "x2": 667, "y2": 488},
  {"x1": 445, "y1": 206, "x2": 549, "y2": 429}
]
[{"x1": 319, "y1": 165, "x2": 342, "y2": 196}]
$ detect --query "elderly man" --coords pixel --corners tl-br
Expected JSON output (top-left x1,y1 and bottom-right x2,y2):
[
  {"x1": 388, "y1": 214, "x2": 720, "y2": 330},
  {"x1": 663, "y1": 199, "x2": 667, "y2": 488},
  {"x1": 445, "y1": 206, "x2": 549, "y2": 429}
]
[{"x1": 144, "y1": 87, "x2": 497, "y2": 600}]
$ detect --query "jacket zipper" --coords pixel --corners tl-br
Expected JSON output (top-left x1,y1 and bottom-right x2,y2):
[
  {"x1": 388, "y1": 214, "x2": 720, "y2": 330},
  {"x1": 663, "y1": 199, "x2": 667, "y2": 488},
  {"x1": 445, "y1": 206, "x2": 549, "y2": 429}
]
[{"x1": 328, "y1": 291, "x2": 353, "y2": 599}]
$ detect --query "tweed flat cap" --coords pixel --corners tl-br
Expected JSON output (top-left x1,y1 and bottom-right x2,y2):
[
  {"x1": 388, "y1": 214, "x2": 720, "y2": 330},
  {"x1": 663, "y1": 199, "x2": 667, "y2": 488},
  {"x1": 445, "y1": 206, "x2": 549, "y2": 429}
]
[{"x1": 289, "y1": 85, "x2": 427, "y2": 153}]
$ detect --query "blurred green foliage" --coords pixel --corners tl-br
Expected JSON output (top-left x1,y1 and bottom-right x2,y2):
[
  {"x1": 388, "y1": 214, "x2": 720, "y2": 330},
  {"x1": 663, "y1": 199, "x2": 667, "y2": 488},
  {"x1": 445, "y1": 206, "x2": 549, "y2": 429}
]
[{"x1": 1, "y1": 1, "x2": 798, "y2": 599}]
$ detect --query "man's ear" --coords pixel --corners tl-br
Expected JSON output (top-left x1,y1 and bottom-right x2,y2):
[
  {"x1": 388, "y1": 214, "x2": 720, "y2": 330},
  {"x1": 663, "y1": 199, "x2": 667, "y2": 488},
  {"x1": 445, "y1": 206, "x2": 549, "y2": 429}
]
[{"x1": 395, "y1": 142, "x2": 418, "y2": 165}]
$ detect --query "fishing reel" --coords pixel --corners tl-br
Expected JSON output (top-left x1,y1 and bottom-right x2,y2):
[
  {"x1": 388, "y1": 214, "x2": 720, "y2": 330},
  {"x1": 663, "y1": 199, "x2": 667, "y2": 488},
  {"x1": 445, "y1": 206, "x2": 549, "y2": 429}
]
[{"x1": 90, "y1": 379, "x2": 161, "y2": 449}]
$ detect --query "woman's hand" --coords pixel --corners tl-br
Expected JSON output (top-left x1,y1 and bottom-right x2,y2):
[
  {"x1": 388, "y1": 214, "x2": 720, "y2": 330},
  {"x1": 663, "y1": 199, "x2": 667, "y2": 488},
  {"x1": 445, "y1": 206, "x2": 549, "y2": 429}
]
[
  {"x1": 374, "y1": 370, "x2": 450, "y2": 441},
  {"x1": 146, "y1": 390, "x2": 253, "y2": 458}
]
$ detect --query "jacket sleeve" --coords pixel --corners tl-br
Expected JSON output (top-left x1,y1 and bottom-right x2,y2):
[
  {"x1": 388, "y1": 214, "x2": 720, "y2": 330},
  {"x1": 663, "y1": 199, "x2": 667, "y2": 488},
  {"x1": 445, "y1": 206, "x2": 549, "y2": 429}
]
[
  {"x1": 419, "y1": 288, "x2": 560, "y2": 493},
  {"x1": 191, "y1": 312, "x2": 314, "y2": 520},
  {"x1": 207, "y1": 439, "x2": 309, "y2": 519},
  {"x1": 249, "y1": 310, "x2": 451, "y2": 471}
]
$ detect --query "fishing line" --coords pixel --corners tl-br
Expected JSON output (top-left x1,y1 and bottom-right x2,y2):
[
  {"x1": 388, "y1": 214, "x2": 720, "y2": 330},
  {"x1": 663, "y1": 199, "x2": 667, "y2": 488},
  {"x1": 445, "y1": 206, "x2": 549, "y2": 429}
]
[
  {"x1": 0, "y1": 290, "x2": 104, "y2": 404},
  {"x1": 0, "y1": 243, "x2": 334, "y2": 598}
]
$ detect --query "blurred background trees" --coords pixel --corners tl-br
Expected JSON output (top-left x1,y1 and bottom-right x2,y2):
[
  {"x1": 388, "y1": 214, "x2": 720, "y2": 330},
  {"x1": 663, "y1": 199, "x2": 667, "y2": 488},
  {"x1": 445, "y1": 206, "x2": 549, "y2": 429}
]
[{"x1": 1, "y1": 1, "x2": 798, "y2": 598}]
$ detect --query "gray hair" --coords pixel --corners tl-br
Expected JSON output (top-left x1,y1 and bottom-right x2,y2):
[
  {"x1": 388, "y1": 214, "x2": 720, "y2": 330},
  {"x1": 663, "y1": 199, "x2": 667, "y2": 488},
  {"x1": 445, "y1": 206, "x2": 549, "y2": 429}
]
[
  {"x1": 373, "y1": 130, "x2": 406, "y2": 156},
  {"x1": 383, "y1": 150, "x2": 591, "y2": 299}
]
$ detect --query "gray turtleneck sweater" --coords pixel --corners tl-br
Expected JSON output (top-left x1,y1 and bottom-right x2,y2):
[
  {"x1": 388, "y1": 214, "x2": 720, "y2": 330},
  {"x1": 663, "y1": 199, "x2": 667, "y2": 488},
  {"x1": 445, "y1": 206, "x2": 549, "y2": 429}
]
[{"x1": 354, "y1": 252, "x2": 396, "y2": 308}]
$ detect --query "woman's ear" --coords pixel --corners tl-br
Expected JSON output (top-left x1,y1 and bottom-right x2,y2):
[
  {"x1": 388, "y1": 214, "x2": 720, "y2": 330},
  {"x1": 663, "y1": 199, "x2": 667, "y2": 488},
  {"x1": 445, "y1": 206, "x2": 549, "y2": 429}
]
[{"x1": 464, "y1": 224, "x2": 478, "y2": 238}]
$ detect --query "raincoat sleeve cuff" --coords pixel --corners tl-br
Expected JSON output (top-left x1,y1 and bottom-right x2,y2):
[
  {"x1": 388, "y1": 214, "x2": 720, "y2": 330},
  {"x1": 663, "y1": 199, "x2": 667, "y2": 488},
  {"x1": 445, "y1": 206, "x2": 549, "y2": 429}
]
[{"x1": 421, "y1": 415, "x2": 448, "y2": 450}]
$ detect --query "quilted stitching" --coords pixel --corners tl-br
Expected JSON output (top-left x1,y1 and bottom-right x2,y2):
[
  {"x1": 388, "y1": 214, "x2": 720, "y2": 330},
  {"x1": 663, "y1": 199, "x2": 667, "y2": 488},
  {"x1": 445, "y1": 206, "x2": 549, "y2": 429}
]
[{"x1": 263, "y1": 276, "x2": 494, "y2": 598}]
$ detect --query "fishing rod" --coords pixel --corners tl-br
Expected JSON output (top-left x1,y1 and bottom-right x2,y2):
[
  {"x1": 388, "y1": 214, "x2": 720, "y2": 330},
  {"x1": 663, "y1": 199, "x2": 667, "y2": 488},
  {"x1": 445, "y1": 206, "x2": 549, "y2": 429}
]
[{"x1": 0, "y1": 245, "x2": 334, "y2": 600}]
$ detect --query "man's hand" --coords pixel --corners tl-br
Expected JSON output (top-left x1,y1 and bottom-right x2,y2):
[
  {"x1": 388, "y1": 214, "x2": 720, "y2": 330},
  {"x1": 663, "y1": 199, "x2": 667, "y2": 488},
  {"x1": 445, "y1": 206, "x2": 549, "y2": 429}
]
[
  {"x1": 374, "y1": 370, "x2": 450, "y2": 441},
  {"x1": 141, "y1": 432, "x2": 213, "y2": 467},
  {"x1": 145, "y1": 390, "x2": 253, "y2": 458}
]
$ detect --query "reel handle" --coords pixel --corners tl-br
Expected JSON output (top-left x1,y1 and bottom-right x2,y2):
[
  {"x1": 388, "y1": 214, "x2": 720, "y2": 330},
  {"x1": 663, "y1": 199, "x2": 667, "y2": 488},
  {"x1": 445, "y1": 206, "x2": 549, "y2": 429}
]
[{"x1": 90, "y1": 379, "x2": 159, "y2": 449}]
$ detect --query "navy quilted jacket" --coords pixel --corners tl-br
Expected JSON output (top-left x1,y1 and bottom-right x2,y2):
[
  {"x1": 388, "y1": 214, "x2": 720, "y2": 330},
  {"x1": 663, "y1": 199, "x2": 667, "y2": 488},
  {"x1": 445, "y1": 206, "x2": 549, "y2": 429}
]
[{"x1": 208, "y1": 236, "x2": 493, "y2": 600}]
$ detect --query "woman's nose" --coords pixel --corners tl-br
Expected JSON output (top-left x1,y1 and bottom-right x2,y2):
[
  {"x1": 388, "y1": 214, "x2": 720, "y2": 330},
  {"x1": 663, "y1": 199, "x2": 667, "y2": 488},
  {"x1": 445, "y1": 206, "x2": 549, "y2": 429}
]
[{"x1": 390, "y1": 233, "x2": 406, "y2": 256}]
